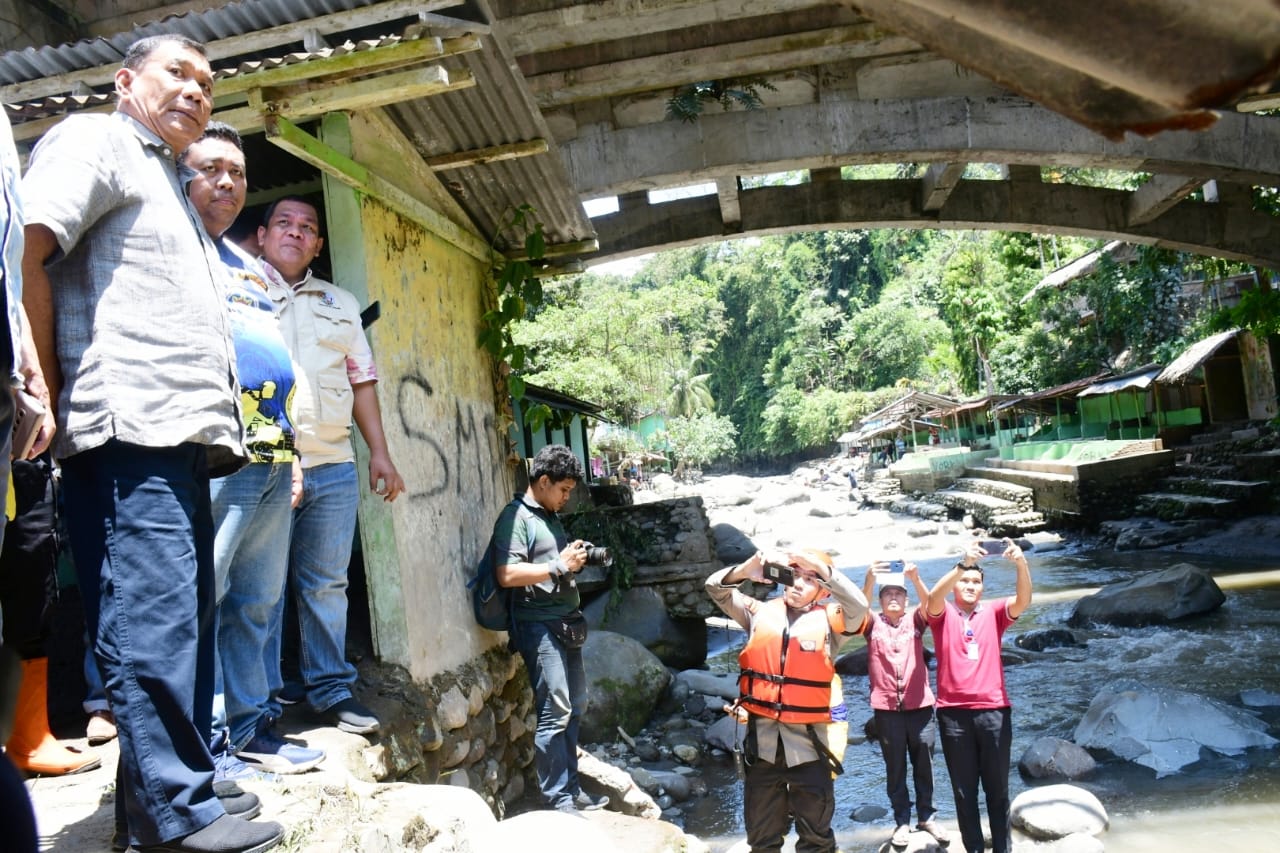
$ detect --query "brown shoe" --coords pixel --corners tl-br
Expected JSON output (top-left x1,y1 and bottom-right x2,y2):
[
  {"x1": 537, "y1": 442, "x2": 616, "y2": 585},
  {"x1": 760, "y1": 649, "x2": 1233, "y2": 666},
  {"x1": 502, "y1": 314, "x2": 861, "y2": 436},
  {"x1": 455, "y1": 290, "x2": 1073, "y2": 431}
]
[{"x1": 86, "y1": 710, "x2": 118, "y2": 745}]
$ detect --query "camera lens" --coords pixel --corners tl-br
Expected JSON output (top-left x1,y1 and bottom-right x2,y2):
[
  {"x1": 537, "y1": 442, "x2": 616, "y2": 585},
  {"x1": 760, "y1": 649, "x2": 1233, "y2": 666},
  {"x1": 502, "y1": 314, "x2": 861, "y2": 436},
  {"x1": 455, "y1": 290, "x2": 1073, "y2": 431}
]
[{"x1": 585, "y1": 546, "x2": 613, "y2": 567}]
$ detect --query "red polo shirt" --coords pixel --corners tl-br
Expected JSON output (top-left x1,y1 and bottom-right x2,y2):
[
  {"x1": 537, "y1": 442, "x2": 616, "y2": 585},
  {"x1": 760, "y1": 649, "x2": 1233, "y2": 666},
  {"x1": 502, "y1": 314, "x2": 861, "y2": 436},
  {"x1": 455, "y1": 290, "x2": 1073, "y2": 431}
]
[{"x1": 926, "y1": 598, "x2": 1015, "y2": 709}]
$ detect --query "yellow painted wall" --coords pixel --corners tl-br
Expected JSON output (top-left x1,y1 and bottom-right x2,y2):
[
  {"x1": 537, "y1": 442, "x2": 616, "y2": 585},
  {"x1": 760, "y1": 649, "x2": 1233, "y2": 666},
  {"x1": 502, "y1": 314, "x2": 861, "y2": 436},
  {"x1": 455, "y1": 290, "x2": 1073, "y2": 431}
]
[
  {"x1": 320, "y1": 112, "x2": 514, "y2": 681},
  {"x1": 357, "y1": 199, "x2": 514, "y2": 679}
]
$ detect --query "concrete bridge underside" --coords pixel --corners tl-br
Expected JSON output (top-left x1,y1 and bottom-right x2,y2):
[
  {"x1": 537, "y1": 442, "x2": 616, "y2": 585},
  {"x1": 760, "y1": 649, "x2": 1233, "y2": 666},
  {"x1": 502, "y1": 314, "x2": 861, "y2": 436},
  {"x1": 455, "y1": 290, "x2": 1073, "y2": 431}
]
[{"x1": 560, "y1": 96, "x2": 1280, "y2": 268}]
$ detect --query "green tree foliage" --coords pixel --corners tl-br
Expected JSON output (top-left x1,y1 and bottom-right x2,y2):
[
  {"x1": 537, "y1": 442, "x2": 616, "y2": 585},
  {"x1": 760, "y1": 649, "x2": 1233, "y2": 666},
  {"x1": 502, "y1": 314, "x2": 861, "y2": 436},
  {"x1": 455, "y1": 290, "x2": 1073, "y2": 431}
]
[
  {"x1": 666, "y1": 355, "x2": 714, "y2": 418},
  {"x1": 662, "y1": 413, "x2": 738, "y2": 467},
  {"x1": 513, "y1": 217, "x2": 1252, "y2": 460}
]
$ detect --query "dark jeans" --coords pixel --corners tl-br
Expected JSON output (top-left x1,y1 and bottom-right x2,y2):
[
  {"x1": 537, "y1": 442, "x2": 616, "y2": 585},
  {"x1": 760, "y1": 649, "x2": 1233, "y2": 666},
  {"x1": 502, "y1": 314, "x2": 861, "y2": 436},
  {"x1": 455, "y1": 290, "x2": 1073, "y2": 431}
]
[
  {"x1": 937, "y1": 706, "x2": 1012, "y2": 853},
  {"x1": 875, "y1": 705, "x2": 938, "y2": 826},
  {"x1": 743, "y1": 754, "x2": 837, "y2": 853},
  {"x1": 511, "y1": 618, "x2": 586, "y2": 808},
  {"x1": 61, "y1": 441, "x2": 223, "y2": 846}
]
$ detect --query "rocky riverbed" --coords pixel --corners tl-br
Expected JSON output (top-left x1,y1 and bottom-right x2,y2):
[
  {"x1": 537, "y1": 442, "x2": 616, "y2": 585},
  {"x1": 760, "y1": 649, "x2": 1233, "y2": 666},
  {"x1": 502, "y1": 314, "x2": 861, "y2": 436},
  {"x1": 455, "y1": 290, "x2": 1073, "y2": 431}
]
[{"x1": 20, "y1": 459, "x2": 1280, "y2": 852}]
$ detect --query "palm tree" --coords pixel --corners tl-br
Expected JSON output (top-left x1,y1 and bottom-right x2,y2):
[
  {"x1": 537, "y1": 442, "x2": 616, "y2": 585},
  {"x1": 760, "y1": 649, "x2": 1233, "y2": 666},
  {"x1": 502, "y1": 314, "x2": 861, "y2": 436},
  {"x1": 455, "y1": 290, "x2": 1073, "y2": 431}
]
[{"x1": 667, "y1": 356, "x2": 714, "y2": 418}]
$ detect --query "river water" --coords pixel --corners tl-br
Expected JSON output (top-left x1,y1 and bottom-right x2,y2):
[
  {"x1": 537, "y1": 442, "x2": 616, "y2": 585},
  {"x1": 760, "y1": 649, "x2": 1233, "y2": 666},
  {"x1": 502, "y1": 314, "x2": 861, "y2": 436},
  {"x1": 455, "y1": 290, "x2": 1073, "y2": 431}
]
[{"x1": 679, "y1": 547, "x2": 1280, "y2": 851}]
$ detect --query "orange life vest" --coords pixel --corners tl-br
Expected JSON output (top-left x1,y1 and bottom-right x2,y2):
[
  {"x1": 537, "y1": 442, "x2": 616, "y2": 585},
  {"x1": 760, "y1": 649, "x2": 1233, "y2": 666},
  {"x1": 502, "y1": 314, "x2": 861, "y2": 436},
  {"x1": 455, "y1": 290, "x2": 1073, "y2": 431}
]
[{"x1": 738, "y1": 598, "x2": 844, "y2": 723}]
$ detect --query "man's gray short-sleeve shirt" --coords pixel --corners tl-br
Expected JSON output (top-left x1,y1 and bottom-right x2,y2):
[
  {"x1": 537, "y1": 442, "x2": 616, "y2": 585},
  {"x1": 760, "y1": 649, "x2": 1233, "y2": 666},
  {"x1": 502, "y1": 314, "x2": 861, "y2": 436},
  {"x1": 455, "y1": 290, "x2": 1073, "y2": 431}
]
[{"x1": 22, "y1": 112, "x2": 243, "y2": 471}]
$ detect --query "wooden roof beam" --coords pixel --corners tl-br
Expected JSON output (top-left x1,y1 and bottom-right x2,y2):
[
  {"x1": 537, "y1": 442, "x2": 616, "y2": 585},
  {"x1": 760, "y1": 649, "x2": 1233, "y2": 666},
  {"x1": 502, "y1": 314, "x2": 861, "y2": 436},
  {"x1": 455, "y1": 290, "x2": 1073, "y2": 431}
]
[
  {"x1": 265, "y1": 114, "x2": 491, "y2": 262},
  {"x1": 426, "y1": 138, "x2": 549, "y2": 171},
  {"x1": 214, "y1": 35, "x2": 482, "y2": 97}
]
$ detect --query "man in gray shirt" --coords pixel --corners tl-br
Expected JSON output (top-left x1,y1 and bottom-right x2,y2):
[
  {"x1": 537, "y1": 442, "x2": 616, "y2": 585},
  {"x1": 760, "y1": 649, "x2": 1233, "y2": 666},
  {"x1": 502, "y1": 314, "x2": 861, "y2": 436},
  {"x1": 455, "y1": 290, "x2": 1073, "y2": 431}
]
[{"x1": 21, "y1": 35, "x2": 282, "y2": 853}]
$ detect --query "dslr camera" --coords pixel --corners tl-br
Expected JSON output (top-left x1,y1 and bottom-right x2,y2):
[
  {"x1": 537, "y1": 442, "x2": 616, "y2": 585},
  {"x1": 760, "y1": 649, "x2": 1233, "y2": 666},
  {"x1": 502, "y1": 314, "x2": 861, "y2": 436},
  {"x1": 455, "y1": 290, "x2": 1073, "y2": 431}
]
[{"x1": 580, "y1": 542, "x2": 614, "y2": 567}]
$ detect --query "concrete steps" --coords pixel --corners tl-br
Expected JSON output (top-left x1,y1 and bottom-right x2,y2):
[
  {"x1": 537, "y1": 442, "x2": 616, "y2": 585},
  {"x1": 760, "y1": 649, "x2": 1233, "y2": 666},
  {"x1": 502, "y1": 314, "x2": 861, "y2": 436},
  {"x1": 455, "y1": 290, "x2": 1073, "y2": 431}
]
[
  {"x1": 1134, "y1": 492, "x2": 1238, "y2": 521},
  {"x1": 1160, "y1": 476, "x2": 1270, "y2": 503},
  {"x1": 950, "y1": 477, "x2": 1035, "y2": 511},
  {"x1": 932, "y1": 487, "x2": 1048, "y2": 535}
]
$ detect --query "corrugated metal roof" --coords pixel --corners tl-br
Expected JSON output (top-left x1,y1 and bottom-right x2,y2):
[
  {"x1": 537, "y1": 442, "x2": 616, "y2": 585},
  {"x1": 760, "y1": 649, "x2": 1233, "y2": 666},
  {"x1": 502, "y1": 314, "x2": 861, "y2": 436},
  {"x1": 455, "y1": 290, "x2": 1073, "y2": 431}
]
[
  {"x1": 1077, "y1": 366, "x2": 1163, "y2": 397},
  {"x1": 0, "y1": 1, "x2": 375, "y2": 86},
  {"x1": 382, "y1": 28, "x2": 593, "y2": 250},
  {"x1": 0, "y1": 0, "x2": 594, "y2": 255},
  {"x1": 1157, "y1": 329, "x2": 1241, "y2": 384}
]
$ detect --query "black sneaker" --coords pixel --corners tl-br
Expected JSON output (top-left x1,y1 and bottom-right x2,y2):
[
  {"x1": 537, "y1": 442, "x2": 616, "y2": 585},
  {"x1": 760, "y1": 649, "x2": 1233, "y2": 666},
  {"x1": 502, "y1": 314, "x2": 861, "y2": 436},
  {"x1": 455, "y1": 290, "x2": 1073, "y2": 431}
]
[
  {"x1": 126, "y1": 814, "x2": 283, "y2": 853},
  {"x1": 114, "y1": 791, "x2": 260, "y2": 850},
  {"x1": 218, "y1": 789, "x2": 262, "y2": 822},
  {"x1": 325, "y1": 697, "x2": 380, "y2": 735}
]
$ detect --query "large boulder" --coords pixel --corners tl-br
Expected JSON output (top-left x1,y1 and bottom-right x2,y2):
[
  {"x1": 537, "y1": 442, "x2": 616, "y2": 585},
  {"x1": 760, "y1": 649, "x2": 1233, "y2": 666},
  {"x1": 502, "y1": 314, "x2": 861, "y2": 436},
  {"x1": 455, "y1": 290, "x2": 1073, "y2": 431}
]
[
  {"x1": 1018, "y1": 737, "x2": 1096, "y2": 781},
  {"x1": 712, "y1": 522, "x2": 759, "y2": 564},
  {"x1": 1010, "y1": 783, "x2": 1108, "y2": 840},
  {"x1": 1072, "y1": 680, "x2": 1278, "y2": 776},
  {"x1": 584, "y1": 587, "x2": 705, "y2": 669},
  {"x1": 581, "y1": 631, "x2": 671, "y2": 744},
  {"x1": 1066, "y1": 563, "x2": 1225, "y2": 627}
]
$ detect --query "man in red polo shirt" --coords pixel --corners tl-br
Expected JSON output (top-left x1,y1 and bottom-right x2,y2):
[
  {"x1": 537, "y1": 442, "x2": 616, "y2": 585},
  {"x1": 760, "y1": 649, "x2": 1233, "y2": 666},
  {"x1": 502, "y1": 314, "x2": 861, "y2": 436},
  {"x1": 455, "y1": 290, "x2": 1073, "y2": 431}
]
[{"x1": 926, "y1": 539, "x2": 1032, "y2": 853}]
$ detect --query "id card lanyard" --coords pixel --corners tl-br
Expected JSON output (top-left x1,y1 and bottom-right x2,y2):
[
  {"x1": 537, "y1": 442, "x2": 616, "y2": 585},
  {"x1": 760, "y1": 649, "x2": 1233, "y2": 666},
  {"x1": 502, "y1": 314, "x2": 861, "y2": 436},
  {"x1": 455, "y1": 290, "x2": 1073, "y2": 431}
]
[{"x1": 961, "y1": 607, "x2": 980, "y2": 661}]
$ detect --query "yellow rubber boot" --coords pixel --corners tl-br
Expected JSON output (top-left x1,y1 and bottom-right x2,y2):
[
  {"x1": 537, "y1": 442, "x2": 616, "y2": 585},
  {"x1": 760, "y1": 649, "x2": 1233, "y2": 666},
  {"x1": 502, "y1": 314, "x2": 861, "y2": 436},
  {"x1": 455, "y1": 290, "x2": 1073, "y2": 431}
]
[{"x1": 4, "y1": 658, "x2": 101, "y2": 776}]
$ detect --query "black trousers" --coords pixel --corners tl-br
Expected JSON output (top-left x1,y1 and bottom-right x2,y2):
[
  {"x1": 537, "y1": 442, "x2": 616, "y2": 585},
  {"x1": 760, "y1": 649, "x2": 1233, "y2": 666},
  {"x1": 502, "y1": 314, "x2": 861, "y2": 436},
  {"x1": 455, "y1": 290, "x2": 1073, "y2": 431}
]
[
  {"x1": 875, "y1": 705, "x2": 938, "y2": 826},
  {"x1": 0, "y1": 457, "x2": 58, "y2": 659},
  {"x1": 937, "y1": 706, "x2": 1012, "y2": 853},
  {"x1": 743, "y1": 754, "x2": 837, "y2": 853}
]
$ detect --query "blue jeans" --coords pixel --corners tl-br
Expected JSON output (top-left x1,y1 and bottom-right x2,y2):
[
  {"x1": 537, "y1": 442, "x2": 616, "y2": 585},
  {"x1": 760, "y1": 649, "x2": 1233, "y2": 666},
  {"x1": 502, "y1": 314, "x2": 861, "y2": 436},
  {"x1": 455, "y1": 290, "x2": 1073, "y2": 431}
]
[
  {"x1": 283, "y1": 462, "x2": 358, "y2": 713},
  {"x1": 61, "y1": 441, "x2": 223, "y2": 845},
  {"x1": 512, "y1": 619, "x2": 586, "y2": 808},
  {"x1": 210, "y1": 461, "x2": 293, "y2": 750},
  {"x1": 82, "y1": 639, "x2": 109, "y2": 713}
]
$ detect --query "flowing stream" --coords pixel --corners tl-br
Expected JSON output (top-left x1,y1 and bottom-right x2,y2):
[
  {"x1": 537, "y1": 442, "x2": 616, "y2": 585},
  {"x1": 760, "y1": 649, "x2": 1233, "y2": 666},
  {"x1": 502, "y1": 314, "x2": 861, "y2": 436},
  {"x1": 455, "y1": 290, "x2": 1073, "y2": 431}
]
[{"x1": 680, "y1": 548, "x2": 1280, "y2": 851}]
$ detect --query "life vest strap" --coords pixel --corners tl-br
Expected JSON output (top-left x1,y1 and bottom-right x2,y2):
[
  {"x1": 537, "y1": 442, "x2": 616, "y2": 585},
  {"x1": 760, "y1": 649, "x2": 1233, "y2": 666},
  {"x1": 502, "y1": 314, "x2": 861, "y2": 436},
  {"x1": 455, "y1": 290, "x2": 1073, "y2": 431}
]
[
  {"x1": 739, "y1": 695, "x2": 831, "y2": 715},
  {"x1": 739, "y1": 667, "x2": 831, "y2": 689}
]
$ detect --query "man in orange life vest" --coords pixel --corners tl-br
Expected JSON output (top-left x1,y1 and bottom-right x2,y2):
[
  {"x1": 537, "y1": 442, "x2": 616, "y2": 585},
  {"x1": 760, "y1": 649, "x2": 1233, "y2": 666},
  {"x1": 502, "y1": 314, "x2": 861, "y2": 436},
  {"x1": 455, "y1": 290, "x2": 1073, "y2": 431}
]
[{"x1": 706, "y1": 549, "x2": 869, "y2": 853}]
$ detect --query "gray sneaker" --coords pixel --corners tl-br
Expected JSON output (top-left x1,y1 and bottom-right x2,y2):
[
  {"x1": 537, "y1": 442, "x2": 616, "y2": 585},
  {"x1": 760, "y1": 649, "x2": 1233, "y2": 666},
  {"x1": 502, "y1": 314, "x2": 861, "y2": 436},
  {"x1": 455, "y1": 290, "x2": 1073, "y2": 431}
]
[
  {"x1": 237, "y1": 729, "x2": 325, "y2": 775},
  {"x1": 891, "y1": 824, "x2": 912, "y2": 849}
]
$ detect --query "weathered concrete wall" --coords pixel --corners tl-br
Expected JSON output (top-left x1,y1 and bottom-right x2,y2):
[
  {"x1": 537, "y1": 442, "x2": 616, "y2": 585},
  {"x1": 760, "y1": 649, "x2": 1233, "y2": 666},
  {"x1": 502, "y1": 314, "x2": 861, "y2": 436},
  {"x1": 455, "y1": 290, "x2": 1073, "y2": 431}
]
[
  {"x1": 320, "y1": 112, "x2": 512, "y2": 679},
  {"x1": 569, "y1": 496, "x2": 723, "y2": 619},
  {"x1": 316, "y1": 112, "x2": 534, "y2": 810},
  {"x1": 0, "y1": 0, "x2": 75, "y2": 49},
  {"x1": 1074, "y1": 450, "x2": 1176, "y2": 523}
]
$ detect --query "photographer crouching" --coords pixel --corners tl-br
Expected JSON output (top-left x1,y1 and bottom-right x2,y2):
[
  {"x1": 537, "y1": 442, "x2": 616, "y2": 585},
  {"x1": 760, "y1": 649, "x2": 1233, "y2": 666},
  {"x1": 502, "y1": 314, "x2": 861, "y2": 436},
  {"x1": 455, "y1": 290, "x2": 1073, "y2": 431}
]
[{"x1": 706, "y1": 549, "x2": 869, "y2": 852}]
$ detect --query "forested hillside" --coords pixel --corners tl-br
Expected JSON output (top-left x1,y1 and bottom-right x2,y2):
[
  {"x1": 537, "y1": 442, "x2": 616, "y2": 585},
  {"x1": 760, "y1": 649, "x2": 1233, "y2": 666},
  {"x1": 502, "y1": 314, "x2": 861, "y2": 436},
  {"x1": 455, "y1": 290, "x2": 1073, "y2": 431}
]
[{"x1": 513, "y1": 225, "x2": 1260, "y2": 464}]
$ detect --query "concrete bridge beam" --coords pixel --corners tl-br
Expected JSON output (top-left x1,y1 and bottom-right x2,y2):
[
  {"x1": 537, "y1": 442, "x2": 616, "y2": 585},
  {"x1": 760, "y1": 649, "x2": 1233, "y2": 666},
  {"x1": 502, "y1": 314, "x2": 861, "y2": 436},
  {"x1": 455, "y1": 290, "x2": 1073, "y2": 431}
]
[
  {"x1": 562, "y1": 96, "x2": 1280, "y2": 198},
  {"x1": 584, "y1": 178, "x2": 1280, "y2": 268}
]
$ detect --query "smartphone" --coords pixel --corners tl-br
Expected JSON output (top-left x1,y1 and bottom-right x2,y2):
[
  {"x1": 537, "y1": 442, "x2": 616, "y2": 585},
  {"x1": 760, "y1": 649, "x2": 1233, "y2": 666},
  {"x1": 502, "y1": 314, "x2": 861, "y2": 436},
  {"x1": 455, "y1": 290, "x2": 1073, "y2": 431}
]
[
  {"x1": 978, "y1": 538, "x2": 1032, "y2": 556},
  {"x1": 763, "y1": 562, "x2": 795, "y2": 586}
]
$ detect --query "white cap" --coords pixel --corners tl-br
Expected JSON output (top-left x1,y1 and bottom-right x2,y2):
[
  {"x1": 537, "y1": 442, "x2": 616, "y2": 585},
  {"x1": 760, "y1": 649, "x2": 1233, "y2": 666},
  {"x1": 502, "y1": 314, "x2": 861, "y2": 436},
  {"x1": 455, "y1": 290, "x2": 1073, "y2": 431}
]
[{"x1": 877, "y1": 572, "x2": 907, "y2": 593}]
